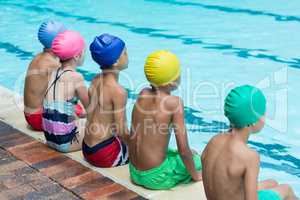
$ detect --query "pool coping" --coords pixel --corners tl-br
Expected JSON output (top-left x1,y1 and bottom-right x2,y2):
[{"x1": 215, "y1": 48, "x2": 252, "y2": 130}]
[{"x1": 0, "y1": 85, "x2": 207, "y2": 200}]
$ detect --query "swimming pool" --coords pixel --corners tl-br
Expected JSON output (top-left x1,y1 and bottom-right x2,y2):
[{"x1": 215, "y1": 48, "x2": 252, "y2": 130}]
[{"x1": 0, "y1": 0, "x2": 299, "y2": 195}]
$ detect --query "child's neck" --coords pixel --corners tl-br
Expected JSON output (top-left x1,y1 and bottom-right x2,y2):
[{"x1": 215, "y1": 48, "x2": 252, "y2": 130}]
[
  {"x1": 152, "y1": 86, "x2": 171, "y2": 95},
  {"x1": 102, "y1": 70, "x2": 119, "y2": 82},
  {"x1": 43, "y1": 48, "x2": 55, "y2": 56},
  {"x1": 61, "y1": 60, "x2": 77, "y2": 71},
  {"x1": 43, "y1": 48, "x2": 52, "y2": 53},
  {"x1": 230, "y1": 127, "x2": 250, "y2": 144}
]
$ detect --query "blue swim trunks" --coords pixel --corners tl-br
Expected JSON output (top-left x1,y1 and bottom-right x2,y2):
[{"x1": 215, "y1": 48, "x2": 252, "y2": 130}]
[{"x1": 258, "y1": 190, "x2": 282, "y2": 200}]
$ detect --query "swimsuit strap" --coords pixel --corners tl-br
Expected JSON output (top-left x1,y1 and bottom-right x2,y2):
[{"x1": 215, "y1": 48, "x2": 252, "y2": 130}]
[{"x1": 44, "y1": 67, "x2": 73, "y2": 100}]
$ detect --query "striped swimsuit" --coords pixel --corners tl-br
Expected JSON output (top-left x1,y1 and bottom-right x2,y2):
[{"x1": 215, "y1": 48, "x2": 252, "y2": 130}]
[{"x1": 42, "y1": 68, "x2": 79, "y2": 153}]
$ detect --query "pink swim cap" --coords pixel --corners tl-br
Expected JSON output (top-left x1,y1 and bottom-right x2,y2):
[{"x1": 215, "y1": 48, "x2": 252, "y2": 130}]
[{"x1": 52, "y1": 30, "x2": 85, "y2": 60}]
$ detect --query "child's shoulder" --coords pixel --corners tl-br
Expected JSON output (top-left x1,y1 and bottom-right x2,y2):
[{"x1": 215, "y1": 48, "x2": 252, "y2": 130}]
[
  {"x1": 110, "y1": 83, "x2": 127, "y2": 97},
  {"x1": 205, "y1": 133, "x2": 227, "y2": 150},
  {"x1": 90, "y1": 74, "x2": 101, "y2": 84},
  {"x1": 166, "y1": 95, "x2": 183, "y2": 110},
  {"x1": 234, "y1": 141, "x2": 259, "y2": 164},
  {"x1": 139, "y1": 88, "x2": 182, "y2": 106},
  {"x1": 244, "y1": 147, "x2": 259, "y2": 161},
  {"x1": 237, "y1": 146, "x2": 260, "y2": 170},
  {"x1": 69, "y1": 71, "x2": 84, "y2": 81},
  {"x1": 139, "y1": 87, "x2": 153, "y2": 96},
  {"x1": 31, "y1": 53, "x2": 59, "y2": 69}
]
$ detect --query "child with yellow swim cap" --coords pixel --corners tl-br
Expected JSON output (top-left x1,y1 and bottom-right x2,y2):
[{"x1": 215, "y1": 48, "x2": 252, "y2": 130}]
[
  {"x1": 128, "y1": 50, "x2": 202, "y2": 190},
  {"x1": 201, "y1": 85, "x2": 296, "y2": 200}
]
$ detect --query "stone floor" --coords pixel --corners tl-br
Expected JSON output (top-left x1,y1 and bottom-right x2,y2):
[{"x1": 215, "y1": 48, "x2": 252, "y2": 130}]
[{"x1": 0, "y1": 121, "x2": 146, "y2": 200}]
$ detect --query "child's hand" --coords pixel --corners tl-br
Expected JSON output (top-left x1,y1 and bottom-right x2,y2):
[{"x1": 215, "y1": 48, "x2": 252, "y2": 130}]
[{"x1": 193, "y1": 172, "x2": 203, "y2": 182}]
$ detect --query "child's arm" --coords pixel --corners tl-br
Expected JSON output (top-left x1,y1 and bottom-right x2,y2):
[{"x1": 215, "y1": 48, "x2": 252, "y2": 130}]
[
  {"x1": 74, "y1": 74, "x2": 89, "y2": 112},
  {"x1": 173, "y1": 97, "x2": 202, "y2": 181},
  {"x1": 244, "y1": 150, "x2": 260, "y2": 200},
  {"x1": 112, "y1": 87, "x2": 130, "y2": 144}
]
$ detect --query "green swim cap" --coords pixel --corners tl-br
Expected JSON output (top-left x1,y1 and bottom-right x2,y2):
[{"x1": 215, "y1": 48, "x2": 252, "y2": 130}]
[{"x1": 224, "y1": 85, "x2": 266, "y2": 128}]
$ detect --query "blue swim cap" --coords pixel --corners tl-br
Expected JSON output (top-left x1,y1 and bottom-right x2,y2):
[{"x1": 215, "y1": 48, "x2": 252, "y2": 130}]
[
  {"x1": 90, "y1": 34, "x2": 125, "y2": 69},
  {"x1": 38, "y1": 20, "x2": 66, "y2": 49}
]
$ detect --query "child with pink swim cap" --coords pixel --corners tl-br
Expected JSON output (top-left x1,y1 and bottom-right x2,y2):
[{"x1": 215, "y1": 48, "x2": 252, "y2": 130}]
[{"x1": 42, "y1": 30, "x2": 89, "y2": 153}]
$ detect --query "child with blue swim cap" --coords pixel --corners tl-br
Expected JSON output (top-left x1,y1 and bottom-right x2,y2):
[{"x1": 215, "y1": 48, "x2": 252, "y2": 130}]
[
  {"x1": 83, "y1": 34, "x2": 129, "y2": 167},
  {"x1": 24, "y1": 20, "x2": 66, "y2": 131},
  {"x1": 38, "y1": 20, "x2": 66, "y2": 49},
  {"x1": 201, "y1": 85, "x2": 296, "y2": 200}
]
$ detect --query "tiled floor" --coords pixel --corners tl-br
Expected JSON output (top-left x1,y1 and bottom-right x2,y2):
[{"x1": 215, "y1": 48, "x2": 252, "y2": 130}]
[
  {"x1": 0, "y1": 121, "x2": 146, "y2": 200},
  {"x1": 0, "y1": 148, "x2": 81, "y2": 200}
]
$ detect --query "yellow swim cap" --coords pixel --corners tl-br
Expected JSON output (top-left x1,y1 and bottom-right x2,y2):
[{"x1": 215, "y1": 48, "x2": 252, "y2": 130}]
[{"x1": 144, "y1": 50, "x2": 180, "y2": 86}]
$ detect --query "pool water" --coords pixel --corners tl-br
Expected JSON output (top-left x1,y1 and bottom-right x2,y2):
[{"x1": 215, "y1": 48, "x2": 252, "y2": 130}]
[{"x1": 1, "y1": 0, "x2": 300, "y2": 195}]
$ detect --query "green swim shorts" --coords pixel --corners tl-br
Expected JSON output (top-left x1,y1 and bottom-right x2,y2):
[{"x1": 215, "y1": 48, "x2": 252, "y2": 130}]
[
  {"x1": 258, "y1": 190, "x2": 282, "y2": 200},
  {"x1": 129, "y1": 149, "x2": 202, "y2": 190}
]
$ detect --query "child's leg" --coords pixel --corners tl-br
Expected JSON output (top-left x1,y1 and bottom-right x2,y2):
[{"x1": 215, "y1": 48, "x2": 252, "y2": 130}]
[
  {"x1": 69, "y1": 118, "x2": 86, "y2": 152},
  {"x1": 272, "y1": 184, "x2": 297, "y2": 200},
  {"x1": 258, "y1": 179, "x2": 278, "y2": 190}
]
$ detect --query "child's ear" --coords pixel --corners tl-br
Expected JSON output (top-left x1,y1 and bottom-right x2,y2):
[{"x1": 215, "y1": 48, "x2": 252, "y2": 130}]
[
  {"x1": 248, "y1": 123, "x2": 257, "y2": 133},
  {"x1": 169, "y1": 81, "x2": 178, "y2": 88},
  {"x1": 169, "y1": 82, "x2": 176, "y2": 87},
  {"x1": 74, "y1": 53, "x2": 82, "y2": 61},
  {"x1": 112, "y1": 58, "x2": 120, "y2": 68}
]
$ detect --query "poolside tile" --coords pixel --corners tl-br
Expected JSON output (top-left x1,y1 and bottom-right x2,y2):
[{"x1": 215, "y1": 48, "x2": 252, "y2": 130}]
[
  {"x1": 81, "y1": 183, "x2": 125, "y2": 200},
  {"x1": 32, "y1": 183, "x2": 63, "y2": 196},
  {"x1": 8, "y1": 140, "x2": 48, "y2": 153},
  {"x1": 28, "y1": 175, "x2": 55, "y2": 190},
  {"x1": 0, "y1": 184, "x2": 35, "y2": 200},
  {"x1": 0, "y1": 121, "x2": 18, "y2": 135},
  {"x1": 0, "y1": 182, "x2": 8, "y2": 193},
  {"x1": 0, "y1": 133, "x2": 26, "y2": 146},
  {"x1": 60, "y1": 170, "x2": 102, "y2": 188},
  {"x1": 106, "y1": 189, "x2": 140, "y2": 200},
  {"x1": 0, "y1": 135, "x2": 33, "y2": 149},
  {"x1": 2, "y1": 165, "x2": 37, "y2": 185},
  {"x1": 31, "y1": 155, "x2": 68, "y2": 169},
  {"x1": 13, "y1": 150, "x2": 60, "y2": 165},
  {"x1": 7, "y1": 142, "x2": 62, "y2": 165},
  {"x1": 12, "y1": 166, "x2": 37, "y2": 176},
  {"x1": 0, "y1": 160, "x2": 27, "y2": 175},
  {"x1": 40, "y1": 159, "x2": 80, "y2": 176},
  {"x1": 2, "y1": 175, "x2": 29, "y2": 189},
  {"x1": 72, "y1": 176, "x2": 114, "y2": 194},
  {"x1": 0, "y1": 148, "x2": 10, "y2": 157},
  {"x1": 0, "y1": 151, "x2": 17, "y2": 166},
  {"x1": 20, "y1": 183, "x2": 71, "y2": 200},
  {"x1": 6, "y1": 140, "x2": 40, "y2": 152},
  {"x1": 6, "y1": 140, "x2": 40, "y2": 153},
  {"x1": 50, "y1": 164, "x2": 90, "y2": 182},
  {"x1": 48, "y1": 190, "x2": 81, "y2": 200}
]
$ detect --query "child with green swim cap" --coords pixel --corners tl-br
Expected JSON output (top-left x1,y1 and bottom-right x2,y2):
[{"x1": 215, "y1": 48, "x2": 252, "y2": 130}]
[
  {"x1": 128, "y1": 50, "x2": 202, "y2": 190},
  {"x1": 201, "y1": 85, "x2": 297, "y2": 200}
]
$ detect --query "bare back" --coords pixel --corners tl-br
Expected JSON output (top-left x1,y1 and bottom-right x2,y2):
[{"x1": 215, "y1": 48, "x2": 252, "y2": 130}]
[
  {"x1": 202, "y1": 133, "x2": 252, "y2": 200},
  {"x1": 44, "y1": 68, "x2": 79, "y2": 103},
  {"x1": 129, "y1": 88, "x2": 176, "y2": 170},
  {"x1": 85, "y1": 74, "x2": 124, "y2": 146},
  {"x1": 24, "y1": 52, "x2": 60, "y2": 113}
]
